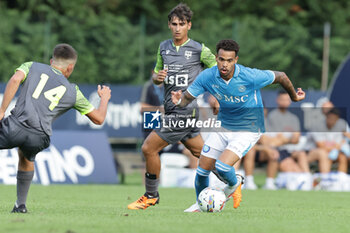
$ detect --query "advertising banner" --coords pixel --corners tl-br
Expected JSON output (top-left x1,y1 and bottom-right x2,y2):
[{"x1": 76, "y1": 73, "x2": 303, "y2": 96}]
[
  {"x1": 0, "y1": 83, "x2": 327, "y2": 138},
  {"x1": 0, "y1": 131, "x2": 118, "y2": 185}
]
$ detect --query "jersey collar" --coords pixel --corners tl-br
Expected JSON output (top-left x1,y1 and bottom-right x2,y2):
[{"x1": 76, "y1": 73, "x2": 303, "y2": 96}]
[
  {"x1": 172, "y1": 38, "x2": 191, "y2": 52},
  {"x1": 51, "y1": 66, "x2": 63, "y2": 75}
]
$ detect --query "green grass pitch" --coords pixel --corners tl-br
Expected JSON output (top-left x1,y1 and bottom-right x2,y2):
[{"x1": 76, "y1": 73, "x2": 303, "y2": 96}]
[{"x1": 1, "y1": 182, "x2": 350, "y2": 233}]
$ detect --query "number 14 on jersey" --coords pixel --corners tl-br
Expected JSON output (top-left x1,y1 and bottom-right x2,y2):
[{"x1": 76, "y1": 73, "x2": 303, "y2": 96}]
[{"x1": 32, "y1": 73, "x2": 67, "y2": 111}]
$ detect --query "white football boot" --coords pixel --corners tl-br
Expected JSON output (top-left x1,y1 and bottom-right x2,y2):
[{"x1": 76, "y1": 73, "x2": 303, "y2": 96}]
[{"x1": 184, "y1": 202, "x2": 201, "y2": 212}]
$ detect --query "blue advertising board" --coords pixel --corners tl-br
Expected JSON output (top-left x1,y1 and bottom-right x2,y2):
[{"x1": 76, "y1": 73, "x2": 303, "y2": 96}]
[
  {"x1": 52, "y1": 84, "x2": 143, "y2": 138},
  {"x1": 0, "y1": 131, "x2": 118, "y2": 185},
  {"x1": 0, "y1": 83, "x2": 143, "y2": 139}
]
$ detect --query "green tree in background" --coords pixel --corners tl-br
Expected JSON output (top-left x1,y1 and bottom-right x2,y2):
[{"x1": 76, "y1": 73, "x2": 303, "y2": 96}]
[{"x1": 0, "y1": 0, "x2": 349, "y2": 88}]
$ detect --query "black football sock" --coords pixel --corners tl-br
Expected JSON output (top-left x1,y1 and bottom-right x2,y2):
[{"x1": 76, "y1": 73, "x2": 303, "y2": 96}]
[
  {"x1": 16, "y1": 170, "x2": 34, "y2": 206},
  {"x1": 145, "y1": 172, "x2": 159, "y2": 197}
]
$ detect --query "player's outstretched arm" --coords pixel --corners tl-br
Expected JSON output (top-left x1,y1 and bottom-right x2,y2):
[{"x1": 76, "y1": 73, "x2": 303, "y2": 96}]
[
  {"x1": 0, "y1": 71, "x2": 25, "y2": 120},
  {"x1": 171, "y1": 90, "x2": 195, "y2": 108},
  {"x1": 272, "y1": 71, "x2": 305, "y2": 102},
  {"x1": 86, "y1": 85, "x2": 111, "y2": 125}
]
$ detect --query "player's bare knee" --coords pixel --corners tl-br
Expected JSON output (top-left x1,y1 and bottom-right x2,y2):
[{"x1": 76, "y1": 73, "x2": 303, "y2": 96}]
[
  {"x1": 141, "y1": 143, "x2": 151, "y2": 156},
  {"x1": 141, "y1": 143, "x2": 158, "y2": 157}
]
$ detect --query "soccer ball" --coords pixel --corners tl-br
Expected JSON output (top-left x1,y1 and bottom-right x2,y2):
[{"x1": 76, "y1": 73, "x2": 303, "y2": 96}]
[{"x1": 198, "y1": 187, "x2": 226, "y2": 212}]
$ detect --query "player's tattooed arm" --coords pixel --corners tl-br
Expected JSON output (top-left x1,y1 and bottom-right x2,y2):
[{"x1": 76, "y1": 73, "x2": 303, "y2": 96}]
[
  {"x1": 171, "y1": 90, "x2": 195, "y2": 108},
  {"x1": 272, "y1": 71, "x2": 305, "y2": 102}
]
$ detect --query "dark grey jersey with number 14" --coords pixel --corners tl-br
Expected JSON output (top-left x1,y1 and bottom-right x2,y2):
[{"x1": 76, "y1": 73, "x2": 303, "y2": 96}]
[
  {"x1": 11, "y1": 62, "x2": 94, "y2": 136},
  {"x1": 154, "y1": 39, "x2": 216, "y2": 116}
]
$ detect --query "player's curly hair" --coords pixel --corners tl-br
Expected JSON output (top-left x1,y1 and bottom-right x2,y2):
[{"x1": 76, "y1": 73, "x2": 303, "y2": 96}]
[
  {"x1": 216, "y1": 39, "x2": 240, "y2": 56},
  {"x1": 168, "y1": 3, "x2": 193, "y2": 22}
]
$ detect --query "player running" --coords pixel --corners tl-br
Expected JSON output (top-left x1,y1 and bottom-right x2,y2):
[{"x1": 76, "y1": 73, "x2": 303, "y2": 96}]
[
  {"x1": 0, "y1": 44, "x2": 111, "y2": 213},
  {"x1": 171, "y1": 39, "x2": 305, "y2": 212},
  {"x1": 128, "y1": 3, "x2": 216, "y2": 210}
]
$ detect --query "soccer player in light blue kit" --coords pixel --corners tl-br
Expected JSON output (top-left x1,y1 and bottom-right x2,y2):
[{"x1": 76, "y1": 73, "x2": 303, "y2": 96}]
[{"x1": 171, "y1": 39, "x2": 305, "y2": 212}]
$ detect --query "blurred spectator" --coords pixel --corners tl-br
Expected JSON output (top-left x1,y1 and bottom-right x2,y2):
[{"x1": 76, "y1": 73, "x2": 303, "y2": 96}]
[
  {"x1": 307, "y1": 101, "x2": 338, "y2": 175},
  {"x1": 244, "y1": 108, "x2": 279, "y2": 190},
  {"x1": 308, "y1": 106, "x2": 350, "y2": 188},
  {"x1": 343, "y1": 132, "x2": 350, "y2": 173},
  {"x1": 267, "y1": 90, "x2": 311, "y2": 189}
]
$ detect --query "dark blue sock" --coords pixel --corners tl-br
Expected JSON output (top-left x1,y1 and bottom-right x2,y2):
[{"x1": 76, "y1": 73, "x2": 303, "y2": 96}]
[
  {"x1": 215, "y1": 160, "x2": 237, "y2": 186},
  {"x1": 195, "y1": 166, "x2": 210, "y2": 199}
]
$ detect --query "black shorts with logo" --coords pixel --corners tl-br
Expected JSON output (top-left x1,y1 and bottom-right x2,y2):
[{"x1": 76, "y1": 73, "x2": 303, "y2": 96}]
[{"x1": 0, "y1": 116, "x2": 50, "y2": 161}]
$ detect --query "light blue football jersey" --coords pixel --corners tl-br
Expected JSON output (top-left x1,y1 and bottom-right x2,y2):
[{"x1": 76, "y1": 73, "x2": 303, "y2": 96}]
[{"x1": 187, "y1": 64, "x2": 275, "y2": 132}]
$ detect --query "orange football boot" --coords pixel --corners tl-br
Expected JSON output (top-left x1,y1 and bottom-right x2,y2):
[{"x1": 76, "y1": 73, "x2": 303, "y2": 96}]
[
  {"x1": 127, "y1": 193, "x2": 159, "y2": 210},
  {"x1": 232, "y1": 182, "x2": 242, "y2": 209}
]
